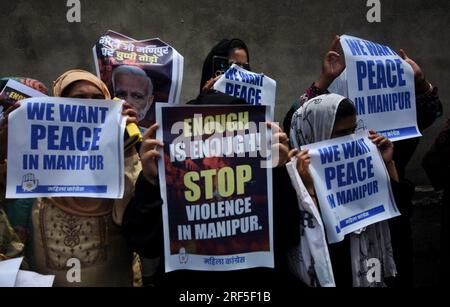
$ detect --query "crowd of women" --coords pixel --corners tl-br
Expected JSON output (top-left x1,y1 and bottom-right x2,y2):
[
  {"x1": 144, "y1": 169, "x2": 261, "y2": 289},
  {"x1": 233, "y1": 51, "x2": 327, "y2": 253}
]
[{"x1": 0, "y1": 35, "x2": 447, "y2": 288}]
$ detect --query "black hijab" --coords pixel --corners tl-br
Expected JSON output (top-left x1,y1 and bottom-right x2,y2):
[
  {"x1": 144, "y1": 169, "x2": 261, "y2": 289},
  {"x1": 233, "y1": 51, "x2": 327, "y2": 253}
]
[{"x1": 199, "y1": 38, "x2": 251, "y2": 93}]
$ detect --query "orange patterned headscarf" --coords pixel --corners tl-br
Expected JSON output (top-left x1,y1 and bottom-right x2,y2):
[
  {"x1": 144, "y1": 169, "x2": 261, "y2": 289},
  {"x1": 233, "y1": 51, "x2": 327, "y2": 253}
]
[
  {"x1": 53, "y1": 69, "x2": 111, "y2": 99},
  {"x1": 49, "y1": 70, "x2": 114, "y2": 217}
]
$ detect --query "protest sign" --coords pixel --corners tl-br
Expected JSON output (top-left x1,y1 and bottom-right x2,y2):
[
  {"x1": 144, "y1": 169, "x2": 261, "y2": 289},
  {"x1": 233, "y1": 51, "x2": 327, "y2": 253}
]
[
  {"x1": 93, "y1": 30, "x2": 184, "y2": 127},
  {"x1": 329, "y1": 35, "x2": 421, "y2": 141},
  {"x1": 0, "y1": 257, "x2": 23, "y2": 287},
  {"x1": 6, "y1": 97, "x2": 126, "y2": 199},
  {"x1": 214, "y1": 64, "x2": 277, "y2": 118},
  {"x1": 302, "y1": 131, "x2": 400, "y2": 244},
  {"x1": 156, "y1": 103, "x2": 274, "y2": 272},
  {"x1": 0, "y1": 79, "x2": 47, "y2": 122},
  {"x1": 0, "y1": 257, "x2": 54, "y2": 287}
]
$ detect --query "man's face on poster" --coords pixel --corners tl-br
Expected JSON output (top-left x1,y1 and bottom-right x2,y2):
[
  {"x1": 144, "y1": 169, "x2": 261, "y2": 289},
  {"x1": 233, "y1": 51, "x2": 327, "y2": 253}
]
[{"x1": 114, "y1": 73, "x2": 154, "y2": 122}]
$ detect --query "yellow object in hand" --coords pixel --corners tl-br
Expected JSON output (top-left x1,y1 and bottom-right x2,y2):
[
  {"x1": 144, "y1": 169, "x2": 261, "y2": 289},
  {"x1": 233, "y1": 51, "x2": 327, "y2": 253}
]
[{"x1": 114, "y1": 98, "x2": 143, "y2": 150}]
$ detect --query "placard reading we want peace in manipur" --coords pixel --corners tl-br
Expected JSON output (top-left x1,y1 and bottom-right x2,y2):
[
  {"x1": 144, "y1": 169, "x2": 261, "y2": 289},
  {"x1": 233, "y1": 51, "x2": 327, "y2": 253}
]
[
  {"x1": 302, "y1": 131, "x2": 400, "y2": 243},
  {"x1": 330, "y1": 35, "x2": 421, "y2": 141},
  {"x1": 6, "y1": 97, "x2": 126, "y2": 199}
]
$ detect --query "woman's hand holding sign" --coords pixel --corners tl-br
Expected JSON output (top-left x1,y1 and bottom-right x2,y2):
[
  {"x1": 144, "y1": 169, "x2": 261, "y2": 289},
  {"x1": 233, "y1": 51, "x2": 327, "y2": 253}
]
[
  {"x1": 122, "y1": 102, "x2": 139, "y2": 126},
  {"x1": 202, "y1": 75, "x2": 222, "y2": 93},
  {"x1": 290, "y1": 149, "x2": 316, "y2": 197},
  {"x1": 368, "y1": 130, "x2": 393, "y2": 163},
  {"x1": 368, "y1": 130, "x2": 399, "y2": 182},
  {"x1": 140, "y1": 123, "x2": 164, "y2": 186},
  {"x1": 315, "y1": 35, "x2": 346, "y2": 91},
  {"x1": 268, "y1": 122, "x2": 290, "y2": 168},
  {"x1": 290, "y1": 129, "x2": 398, "y2": 201}
]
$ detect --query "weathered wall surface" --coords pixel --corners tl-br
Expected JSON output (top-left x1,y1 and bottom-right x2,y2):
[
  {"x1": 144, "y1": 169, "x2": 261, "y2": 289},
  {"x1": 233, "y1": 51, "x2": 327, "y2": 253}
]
[{"x1": 1, "y1": 0, "x2": 448, "y2": 184}]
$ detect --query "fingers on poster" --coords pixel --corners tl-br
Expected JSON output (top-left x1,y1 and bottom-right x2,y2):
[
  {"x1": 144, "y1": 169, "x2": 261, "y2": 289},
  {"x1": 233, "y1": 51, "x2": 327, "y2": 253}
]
[{"x1": 329, "y1": 35, "x2": 421, "y2": 142}]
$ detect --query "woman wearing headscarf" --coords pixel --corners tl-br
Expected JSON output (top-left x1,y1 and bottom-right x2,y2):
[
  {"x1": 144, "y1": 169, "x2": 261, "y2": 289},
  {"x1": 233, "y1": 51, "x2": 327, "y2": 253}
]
[
  {"x1": 284, "y1": 36, "x2": 442, "y2": 287},
  {"x1": 0, "y1": 70, "x2": 142, "y2": 286},
  {"x1": 200, "y1": 39, "x2": 250, "y2": 92},
  {"x1": 196, "y1": 38, "x2": 252, "y2": 105},
  {"x1": 288, "y1": 93, "x2": 415, "y2": 287},
  {"x1": 122, "y1": 39, "x2": 302, "y2": 290}
]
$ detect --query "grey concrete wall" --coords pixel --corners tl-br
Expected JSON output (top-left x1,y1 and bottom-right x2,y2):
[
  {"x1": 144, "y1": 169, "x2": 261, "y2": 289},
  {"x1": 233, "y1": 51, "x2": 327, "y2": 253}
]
[{"x1": 0, "y1": 0, "x2": 448, "y2": 185}]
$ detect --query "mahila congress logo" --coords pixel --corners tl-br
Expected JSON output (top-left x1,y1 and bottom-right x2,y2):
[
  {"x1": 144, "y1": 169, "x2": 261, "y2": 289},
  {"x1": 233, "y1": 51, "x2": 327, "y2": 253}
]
[{"x1": 21, "y1": 173, "x2": 39, "y2": 192}]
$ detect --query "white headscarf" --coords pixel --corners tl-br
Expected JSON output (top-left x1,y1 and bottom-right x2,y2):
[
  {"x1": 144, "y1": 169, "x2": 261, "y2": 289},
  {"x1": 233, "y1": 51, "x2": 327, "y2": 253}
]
[
  {"x1": 287, "y1": 93, "x2": 396, "y2": 287},
  {"x1": 290, "y1": 93, "x2": 345, "y2": 149}
]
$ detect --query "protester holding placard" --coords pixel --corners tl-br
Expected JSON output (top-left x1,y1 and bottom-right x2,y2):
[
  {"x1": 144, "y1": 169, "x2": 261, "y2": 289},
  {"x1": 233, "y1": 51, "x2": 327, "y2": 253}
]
[
  {"x1": 0, "y1": 70, "x2": 142, "y2": 286},
  {"x1": 207, "y1": 37, "x2": 276, "y2": 110},
  {"x1": 283, "y1": 36, "x2": 346, "y2": 134},
  {"x1": 199, "y1": 39, "x2": 251, "y2": 101},
  {"x1": 283, "y1": 35, "x2": 442, "y2": 287},
  {"x1": 122, "y1": 39, "x2": 252, "y2": 286},
  {"x1": 288, "y1": 93, "x2": 419, "y2": 286},
  {"x1": 123, "y1": 119, "x2": 302, "y2": 289},
  {"x1": 284, "y1": 35, "x2": 443, "y2": 179},
  {"x1": 122, "y1": 39, "x2": 303, "y2": 289},
  {"x1": 200, "y1": 38, "x2": 277, "y2": 117},
  {"x1": 284, "y1": 36, "x2": 443, "y2": 172},
  {"x1": 200, "y1": 39, "x2": 250, "y2": 93}
]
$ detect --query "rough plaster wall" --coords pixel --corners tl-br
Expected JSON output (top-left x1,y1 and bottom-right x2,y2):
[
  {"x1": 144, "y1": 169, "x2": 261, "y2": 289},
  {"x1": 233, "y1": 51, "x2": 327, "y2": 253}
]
[{"x1": 0, "y1": 0, "x2": 448, "y2": 184}]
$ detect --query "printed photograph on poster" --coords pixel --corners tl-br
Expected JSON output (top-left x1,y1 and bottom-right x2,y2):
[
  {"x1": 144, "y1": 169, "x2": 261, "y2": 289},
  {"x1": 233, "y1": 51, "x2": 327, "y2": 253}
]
[{"x1": 93, "y1": 30, "x2": 184, "y2": 128}]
